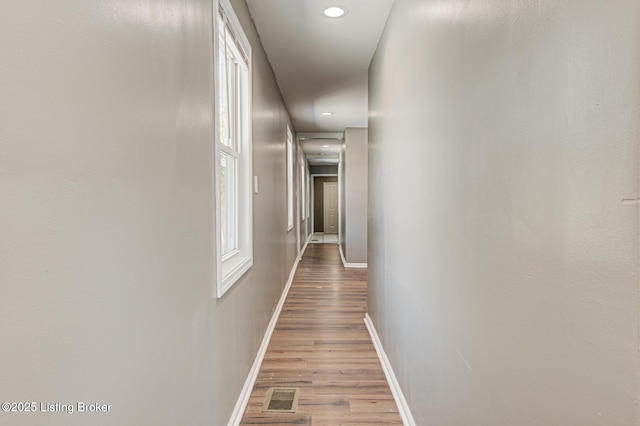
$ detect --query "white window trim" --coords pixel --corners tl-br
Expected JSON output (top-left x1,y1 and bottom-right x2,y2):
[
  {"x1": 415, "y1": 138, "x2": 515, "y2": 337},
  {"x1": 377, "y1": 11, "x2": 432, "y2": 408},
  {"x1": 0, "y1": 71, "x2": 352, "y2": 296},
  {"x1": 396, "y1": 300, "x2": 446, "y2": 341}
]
[
  {"x1": 300, "y1": 161, "x2": 306, "y2": 222},
  {"x1": 215, "y1": 0, "x2": 253, "y2": 298},
  {"x1": 307, "y1": 168, "x2": 310, "y2": 221},
  {"x1": 286, "y1": 126, "x2": 294, "y2": 231}
]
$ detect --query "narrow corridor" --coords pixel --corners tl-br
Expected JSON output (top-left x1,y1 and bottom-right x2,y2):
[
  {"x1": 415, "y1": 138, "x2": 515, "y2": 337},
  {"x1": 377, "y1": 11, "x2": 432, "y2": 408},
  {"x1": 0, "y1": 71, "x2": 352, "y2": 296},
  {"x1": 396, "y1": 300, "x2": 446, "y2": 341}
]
[
  {"x1": 309, "y1": 233, "x2": 339, "y2": 244},
  {"x1": 240, "y1": 244, "x2": 401, "y2": 425},
  {"x1": 3, "y1": 0, "x2": 640, "y2": 424}
]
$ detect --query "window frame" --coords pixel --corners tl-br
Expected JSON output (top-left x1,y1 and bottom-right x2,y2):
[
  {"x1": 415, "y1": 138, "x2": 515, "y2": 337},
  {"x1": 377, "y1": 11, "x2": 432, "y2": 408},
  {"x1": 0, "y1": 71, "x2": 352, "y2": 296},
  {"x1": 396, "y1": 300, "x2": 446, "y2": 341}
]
[
  {"x1": 286, "y1": 126, "x2": 294, "y2": 231},
  {"x1": 214, "y1": 0, "x2": 253, "y2": 298},
  {"x1": 300, "y1": 161, "x2": 306, "y2": 222}
]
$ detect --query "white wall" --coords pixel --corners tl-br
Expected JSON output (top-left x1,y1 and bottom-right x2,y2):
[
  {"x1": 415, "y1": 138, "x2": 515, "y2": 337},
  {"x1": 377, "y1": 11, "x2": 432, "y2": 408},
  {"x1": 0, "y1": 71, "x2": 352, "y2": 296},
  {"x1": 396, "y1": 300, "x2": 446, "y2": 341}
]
[
  {"x1": 0, "y1": 0, "x2": 297, "y2": 424},
  {"x1": 342, "y1": 128, "x2": 368, "y2": 264},
  {"x1": 368, "y1": 0, "x2": 639, "y2": 424}
]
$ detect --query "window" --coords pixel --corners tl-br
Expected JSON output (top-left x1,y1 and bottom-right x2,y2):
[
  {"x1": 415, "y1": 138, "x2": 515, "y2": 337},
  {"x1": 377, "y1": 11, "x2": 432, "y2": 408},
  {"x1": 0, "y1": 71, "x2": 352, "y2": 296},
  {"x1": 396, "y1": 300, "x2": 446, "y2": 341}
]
[
  {"x1": 286, "y1": 126, "x2": 294, "y2": 231},
  {"x1": 300, "y1": 161, "x2": 306, "y2": 222},
  {"x1": 215, "y1": 0, "x2": 252, "y2": 298}
]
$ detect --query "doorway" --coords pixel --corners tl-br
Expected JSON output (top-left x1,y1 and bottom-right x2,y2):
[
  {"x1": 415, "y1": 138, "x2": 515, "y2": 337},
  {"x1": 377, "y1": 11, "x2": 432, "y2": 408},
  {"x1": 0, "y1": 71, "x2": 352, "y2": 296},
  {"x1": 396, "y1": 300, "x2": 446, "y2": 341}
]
[
  {"x1": 323, "y1": 182, "x2": 338, "y2": 234},
  {"x1": 310, "y1": 175, "x2": 338, "y2": 244}
]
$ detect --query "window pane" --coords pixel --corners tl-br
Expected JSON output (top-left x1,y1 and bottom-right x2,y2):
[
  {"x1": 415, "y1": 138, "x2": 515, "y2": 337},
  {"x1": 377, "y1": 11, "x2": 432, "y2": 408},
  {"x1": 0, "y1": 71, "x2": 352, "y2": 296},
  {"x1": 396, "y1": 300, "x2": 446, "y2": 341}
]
[
  {"x1": 226, "y1": 49, "x2": 238, "y2": 150},
  {"x1": 219, "y1": 17, "x2": 246, "y2": 152},
  {"x1": 220, "y1": 152, "x2": 237, "y2": 255},
  {"x1": 230, "y1": 56, "x2": 239, "y2": 151},
  {"x1": 286, "y1": 128, "x2": 293, "y2": 230},
  {"x1": 218, "y1": 19, "x2": 231, "y2": 147}
]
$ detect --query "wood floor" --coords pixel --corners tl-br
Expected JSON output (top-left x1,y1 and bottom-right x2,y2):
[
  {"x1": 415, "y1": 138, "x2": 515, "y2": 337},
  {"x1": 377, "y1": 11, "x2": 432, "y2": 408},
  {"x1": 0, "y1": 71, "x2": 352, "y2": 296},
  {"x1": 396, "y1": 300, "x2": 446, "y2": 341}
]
[{"x1": 240, "y1": 244, "x2": 402, "y2": 426}]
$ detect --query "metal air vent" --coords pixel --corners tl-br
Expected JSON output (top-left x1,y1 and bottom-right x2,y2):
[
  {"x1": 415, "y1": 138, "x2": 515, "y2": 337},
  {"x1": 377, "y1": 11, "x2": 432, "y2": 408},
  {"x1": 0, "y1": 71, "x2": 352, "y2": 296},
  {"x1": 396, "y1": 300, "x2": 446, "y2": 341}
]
[{"x1": 262, "y1": 387, "x2": 300, "y2": 413}]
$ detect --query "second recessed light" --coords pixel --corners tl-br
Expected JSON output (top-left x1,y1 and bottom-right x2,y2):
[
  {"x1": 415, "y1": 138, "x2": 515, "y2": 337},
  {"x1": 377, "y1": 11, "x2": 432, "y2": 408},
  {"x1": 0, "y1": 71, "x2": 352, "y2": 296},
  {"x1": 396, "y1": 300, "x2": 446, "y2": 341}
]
[
  {"x1": 321, "y1": 112, "x2": 333, "y2": 116},
  {"x1": 323, "y1": 7, "x2": 346, "y2": 18}
]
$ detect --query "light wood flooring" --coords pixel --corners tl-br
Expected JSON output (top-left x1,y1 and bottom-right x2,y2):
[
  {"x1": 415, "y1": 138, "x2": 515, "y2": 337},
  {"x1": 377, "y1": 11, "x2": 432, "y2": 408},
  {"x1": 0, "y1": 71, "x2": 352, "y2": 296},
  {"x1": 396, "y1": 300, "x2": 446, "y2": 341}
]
[{"x1": 240, "y1": 244, "x2": 402, "y2": 425}]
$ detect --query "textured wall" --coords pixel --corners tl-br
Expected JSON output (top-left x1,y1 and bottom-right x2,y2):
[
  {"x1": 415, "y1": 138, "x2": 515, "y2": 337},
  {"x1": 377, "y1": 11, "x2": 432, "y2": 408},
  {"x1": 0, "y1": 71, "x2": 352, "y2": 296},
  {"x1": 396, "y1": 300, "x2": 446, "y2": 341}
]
[
  {"x1": 368, "y1": 0, "x2": 640, "y2": 424},
  {"x1": 0, "y1": 0, "x2": 296, "y2": 424}
]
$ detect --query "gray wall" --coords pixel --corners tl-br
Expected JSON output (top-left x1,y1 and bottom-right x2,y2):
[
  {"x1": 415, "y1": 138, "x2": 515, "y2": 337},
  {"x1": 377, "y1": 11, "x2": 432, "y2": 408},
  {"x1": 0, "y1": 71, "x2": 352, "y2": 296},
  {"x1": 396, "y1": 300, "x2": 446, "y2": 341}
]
[
  {"x1": 342, "y1": 128, "x2": 368, "y2": 264},
  {"x1": 368, "y1": 0, "x2": 639, "y2": 425},
  {"x1": 0, "y1": 0, "x2": 298, "y2": 425},
  {"x1": 340, "y1": 143, "x2": 347, "y2": 250},
  {"x1": 298, "y1": 154, "x2": 310, "y2": 250}
]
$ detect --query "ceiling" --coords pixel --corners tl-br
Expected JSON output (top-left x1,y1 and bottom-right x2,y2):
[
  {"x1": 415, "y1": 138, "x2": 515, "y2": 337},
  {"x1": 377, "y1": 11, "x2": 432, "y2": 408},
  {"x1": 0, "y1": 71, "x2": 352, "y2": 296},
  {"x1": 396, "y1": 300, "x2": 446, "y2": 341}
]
[
  {"x1": 300, "y1": 137, "x2": 342, "y2": 166},
  {"x1": 246, "y1": 0, "x2": 394, "y2": 135}
]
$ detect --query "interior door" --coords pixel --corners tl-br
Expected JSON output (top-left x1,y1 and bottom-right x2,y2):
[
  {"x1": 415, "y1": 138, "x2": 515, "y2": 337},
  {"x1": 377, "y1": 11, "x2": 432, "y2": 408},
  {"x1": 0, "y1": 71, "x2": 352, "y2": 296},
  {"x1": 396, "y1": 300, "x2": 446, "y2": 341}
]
[{"x1": 323, "y1": 182, "x2": 338, "y2": 234}]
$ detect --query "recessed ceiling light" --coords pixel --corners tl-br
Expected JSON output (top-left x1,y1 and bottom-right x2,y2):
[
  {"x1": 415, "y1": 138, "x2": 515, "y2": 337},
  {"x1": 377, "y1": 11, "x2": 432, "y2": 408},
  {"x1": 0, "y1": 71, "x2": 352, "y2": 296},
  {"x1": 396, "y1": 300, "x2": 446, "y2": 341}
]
[
  {"x1": 321, "y1": 112, "x2": 333, "y2": 116},
  {"x1": 323, "y1": 6, "x2": 346, "y2": 18},
  {"x1": 322, "y1": 145, "x2": 330, "y2": 148}
]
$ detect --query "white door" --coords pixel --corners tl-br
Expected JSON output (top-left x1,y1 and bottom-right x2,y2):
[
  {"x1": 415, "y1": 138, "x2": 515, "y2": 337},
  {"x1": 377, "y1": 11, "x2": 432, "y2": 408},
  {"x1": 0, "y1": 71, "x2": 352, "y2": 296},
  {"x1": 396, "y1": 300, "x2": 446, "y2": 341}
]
[{"x1": 323, "y1": 182, "x2": 338, "y2": 234}]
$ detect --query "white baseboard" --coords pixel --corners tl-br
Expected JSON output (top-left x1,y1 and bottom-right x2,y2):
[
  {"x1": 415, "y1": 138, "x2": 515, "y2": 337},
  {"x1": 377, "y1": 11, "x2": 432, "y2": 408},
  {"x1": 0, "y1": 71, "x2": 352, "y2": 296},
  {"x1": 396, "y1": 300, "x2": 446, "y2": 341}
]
[
  {"x1": 364, "y1": 313, "x2": 416, "y2": 426},
  {"x1": 338, "y1": 244, "x2": 367, "y2": 268},
  {"x1": 227, "y1": 246, "x2": 308, "y2": 426},
  {"x1": 300, "y1": 234, "x2": 311, "y2": 257}
]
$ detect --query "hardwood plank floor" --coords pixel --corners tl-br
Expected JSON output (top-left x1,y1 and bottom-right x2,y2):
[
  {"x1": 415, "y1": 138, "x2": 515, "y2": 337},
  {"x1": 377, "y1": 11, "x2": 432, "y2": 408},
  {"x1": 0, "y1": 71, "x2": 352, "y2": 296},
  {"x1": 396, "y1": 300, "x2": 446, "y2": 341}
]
[{"x1": 240, "y1": 244, "x2": 402, "y2": 426}]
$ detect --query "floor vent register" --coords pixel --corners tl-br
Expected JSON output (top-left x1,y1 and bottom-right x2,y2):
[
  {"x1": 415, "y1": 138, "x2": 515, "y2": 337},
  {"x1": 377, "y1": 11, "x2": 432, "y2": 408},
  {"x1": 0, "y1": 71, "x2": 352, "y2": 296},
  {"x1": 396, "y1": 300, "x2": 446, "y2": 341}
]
[{"x1": 262, "y1": 387, "x2": 300, "y2": 413}]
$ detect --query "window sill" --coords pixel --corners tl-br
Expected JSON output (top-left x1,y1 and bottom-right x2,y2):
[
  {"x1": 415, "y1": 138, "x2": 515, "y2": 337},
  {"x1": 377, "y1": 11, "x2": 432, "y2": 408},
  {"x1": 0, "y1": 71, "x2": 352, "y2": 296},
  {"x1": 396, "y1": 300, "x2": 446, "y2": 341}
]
[{"x1": 218, "y1": 254, "x2": 253, "y2": 297}]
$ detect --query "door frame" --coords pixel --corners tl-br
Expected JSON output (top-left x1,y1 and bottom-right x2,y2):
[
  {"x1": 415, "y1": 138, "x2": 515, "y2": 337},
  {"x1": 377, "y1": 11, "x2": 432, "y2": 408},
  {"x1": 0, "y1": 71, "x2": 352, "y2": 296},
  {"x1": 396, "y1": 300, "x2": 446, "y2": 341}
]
[{"x1": 310, "y1": 173, "x2": 339, "y2": 240}]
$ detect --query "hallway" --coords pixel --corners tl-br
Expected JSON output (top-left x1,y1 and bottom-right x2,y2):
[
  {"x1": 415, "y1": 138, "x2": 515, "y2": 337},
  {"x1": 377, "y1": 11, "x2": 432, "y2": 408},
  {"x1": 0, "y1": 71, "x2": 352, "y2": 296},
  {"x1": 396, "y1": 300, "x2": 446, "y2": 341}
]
[
  {"x1": 309, "y1": 233, "x2": 339, "y2": 244},
  {"x1": 2, "y1": 0, "x2": 640, "y2": 424},
  {"x1": 241, "y1": 244, "x2": 401, "y2": 425}
]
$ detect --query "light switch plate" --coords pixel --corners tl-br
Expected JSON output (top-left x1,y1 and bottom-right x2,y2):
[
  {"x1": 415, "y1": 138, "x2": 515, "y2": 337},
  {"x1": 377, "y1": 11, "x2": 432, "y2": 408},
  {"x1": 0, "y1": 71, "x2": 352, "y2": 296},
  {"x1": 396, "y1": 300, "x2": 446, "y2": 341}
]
[{"x1": 254, "y1": 176, "x2": 259, "y2": 194}]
